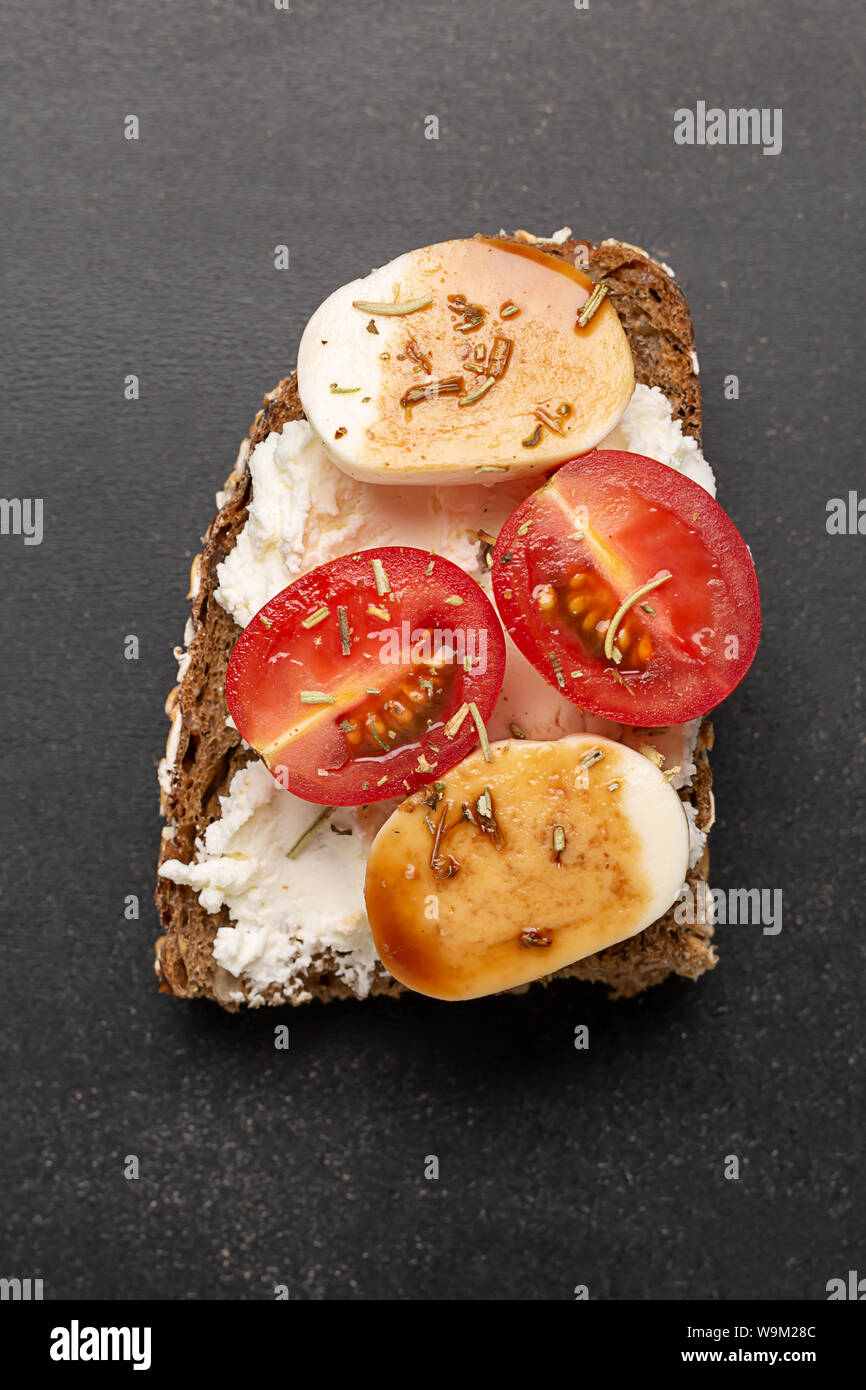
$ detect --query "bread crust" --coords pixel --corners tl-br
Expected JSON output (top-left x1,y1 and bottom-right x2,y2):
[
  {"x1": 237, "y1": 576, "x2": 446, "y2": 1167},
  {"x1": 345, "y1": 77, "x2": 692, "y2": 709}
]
[{"x1": 154, "y1": 236, "x2": 716, "y2": 1008}]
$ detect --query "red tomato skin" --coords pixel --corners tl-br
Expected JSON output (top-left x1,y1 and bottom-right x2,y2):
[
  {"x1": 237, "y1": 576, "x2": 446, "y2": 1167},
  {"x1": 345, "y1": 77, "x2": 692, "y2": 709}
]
[
  {"x1": 492, "y1": 450, "x2": 761, "y2": 726},
  {"x1": 226, "y1": 547, "x2": 506, "y2": 805}
]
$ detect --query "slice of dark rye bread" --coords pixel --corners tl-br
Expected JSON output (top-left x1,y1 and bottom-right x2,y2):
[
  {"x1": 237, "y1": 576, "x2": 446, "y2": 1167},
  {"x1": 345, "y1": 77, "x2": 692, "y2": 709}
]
[{"x1": 154, "y1": 234, "x2": 716, "y2": 1009}]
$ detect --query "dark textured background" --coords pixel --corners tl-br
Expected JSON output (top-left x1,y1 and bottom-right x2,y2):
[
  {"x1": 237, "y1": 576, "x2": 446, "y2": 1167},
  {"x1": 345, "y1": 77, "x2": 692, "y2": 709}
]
[{"x1": 1, "y1": 0, "x2": 862, "y2": 1301}]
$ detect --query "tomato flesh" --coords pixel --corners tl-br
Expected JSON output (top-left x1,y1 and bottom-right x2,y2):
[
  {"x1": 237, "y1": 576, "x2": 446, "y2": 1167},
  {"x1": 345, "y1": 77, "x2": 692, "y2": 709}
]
[
  {"x1": 226, "y1": 547, "x2": 506, "y2": 805},
  {"x1": 492, "y1": 450, "x2": 761, "y2": 726}
]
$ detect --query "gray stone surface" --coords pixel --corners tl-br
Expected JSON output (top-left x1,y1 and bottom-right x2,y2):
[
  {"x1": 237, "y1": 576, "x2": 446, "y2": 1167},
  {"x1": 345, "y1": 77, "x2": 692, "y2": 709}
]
[{"x1": 0, "y1": 0, "x2": 862, "y2": 1300}]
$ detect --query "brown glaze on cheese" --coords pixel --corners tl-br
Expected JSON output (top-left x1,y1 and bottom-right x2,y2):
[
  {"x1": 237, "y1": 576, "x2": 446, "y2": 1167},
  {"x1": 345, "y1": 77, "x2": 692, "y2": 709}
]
[
  {"x1": 359, "y1": 238, "x2": 633, "y2": 476},
  {"x1": 364, "y1": 735, "x2": 679, "y2": 1001}
]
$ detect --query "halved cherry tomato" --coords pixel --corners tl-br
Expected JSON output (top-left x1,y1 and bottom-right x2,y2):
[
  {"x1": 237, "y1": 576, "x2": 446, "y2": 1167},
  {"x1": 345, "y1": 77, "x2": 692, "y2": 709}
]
[
  {"x1": 491, "y1": 450, "x2": 760, "y2": 726},
  {"x1": 226, "y1": 547, "x2": 506, "y2": 805}
]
